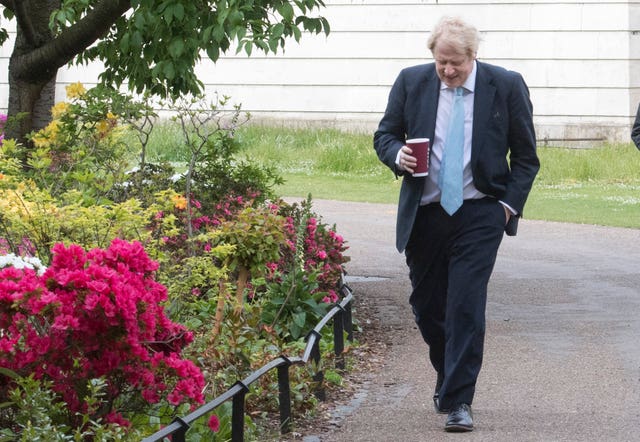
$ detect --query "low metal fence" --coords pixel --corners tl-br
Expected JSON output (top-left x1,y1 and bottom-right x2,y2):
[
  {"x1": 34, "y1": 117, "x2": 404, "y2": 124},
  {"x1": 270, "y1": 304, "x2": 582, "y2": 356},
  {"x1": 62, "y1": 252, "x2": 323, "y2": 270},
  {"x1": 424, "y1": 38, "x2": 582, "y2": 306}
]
[{"x1": 142, "y1": 279, "x2": 354, "y2": 442}]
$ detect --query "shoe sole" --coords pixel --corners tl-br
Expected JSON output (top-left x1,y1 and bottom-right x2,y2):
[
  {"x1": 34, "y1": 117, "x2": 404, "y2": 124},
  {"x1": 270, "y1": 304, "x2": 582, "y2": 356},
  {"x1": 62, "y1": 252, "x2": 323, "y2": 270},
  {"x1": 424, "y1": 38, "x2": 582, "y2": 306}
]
[{"x1": 445, "y1": 424, "x2": 473, "y2": 433}]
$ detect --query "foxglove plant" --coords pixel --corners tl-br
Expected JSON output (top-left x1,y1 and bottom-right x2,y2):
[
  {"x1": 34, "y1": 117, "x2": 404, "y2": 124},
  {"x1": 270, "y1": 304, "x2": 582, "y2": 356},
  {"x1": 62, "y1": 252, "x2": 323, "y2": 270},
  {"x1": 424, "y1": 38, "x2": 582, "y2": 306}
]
[{"x1": 271, "y1": 197, "x2": 349, "y2": 303}]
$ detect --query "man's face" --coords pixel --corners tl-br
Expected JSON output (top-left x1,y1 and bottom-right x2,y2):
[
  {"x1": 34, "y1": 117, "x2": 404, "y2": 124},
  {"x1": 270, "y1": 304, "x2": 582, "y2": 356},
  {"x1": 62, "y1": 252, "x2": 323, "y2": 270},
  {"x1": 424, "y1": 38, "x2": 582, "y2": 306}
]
[{"x1": 433, "y1": 42, "x2": 475, "y2": 88}]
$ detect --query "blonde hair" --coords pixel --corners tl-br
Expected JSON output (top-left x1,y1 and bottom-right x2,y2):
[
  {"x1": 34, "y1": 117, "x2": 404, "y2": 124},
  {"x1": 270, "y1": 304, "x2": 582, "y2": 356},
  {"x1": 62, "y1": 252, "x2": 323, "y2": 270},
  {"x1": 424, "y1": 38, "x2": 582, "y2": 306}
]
[{"x1": 427, "y1": 16, "x2": 480, "y2": 58}]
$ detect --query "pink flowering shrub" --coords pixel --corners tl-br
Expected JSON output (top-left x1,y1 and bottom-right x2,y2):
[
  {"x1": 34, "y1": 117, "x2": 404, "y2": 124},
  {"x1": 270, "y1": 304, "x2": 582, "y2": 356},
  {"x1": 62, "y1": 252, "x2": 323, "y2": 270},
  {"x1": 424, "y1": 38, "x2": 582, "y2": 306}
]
[
  {"x1": 302, "y1": 215, "x2": 348, "y2": 303},
  {"x1": 149, "y1": 190, "x2": 349, "y2": 305},
  {"x1": 255, "y1": 197, "x2": 350, "y2": 340},
  {"x1": 272, "y1": 197, "x2": 349, "y2": 301},
  {"x1": 208, "y1": 414, "x2": 221, "y2": 432},
  {"x1": 202, "y1": 193, "x2": 348, "y2": 300},
  {"x1": 0, "y1": 239, "x2": 204, "y2": 429}
]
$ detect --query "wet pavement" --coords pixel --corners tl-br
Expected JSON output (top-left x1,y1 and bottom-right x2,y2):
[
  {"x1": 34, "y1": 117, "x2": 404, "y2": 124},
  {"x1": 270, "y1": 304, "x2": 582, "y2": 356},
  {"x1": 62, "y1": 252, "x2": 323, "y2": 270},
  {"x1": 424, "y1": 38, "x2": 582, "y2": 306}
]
[{"x1": 292, "y1": 198, "x2": 640, "y2": 442}]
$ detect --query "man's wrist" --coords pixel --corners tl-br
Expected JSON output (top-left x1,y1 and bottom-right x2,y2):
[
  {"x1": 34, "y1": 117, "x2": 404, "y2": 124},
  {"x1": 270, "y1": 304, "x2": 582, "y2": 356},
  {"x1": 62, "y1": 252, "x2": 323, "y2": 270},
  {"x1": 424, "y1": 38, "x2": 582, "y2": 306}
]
[{"x1": 395, "y1": 149, "x2": 403, "y2": 169}]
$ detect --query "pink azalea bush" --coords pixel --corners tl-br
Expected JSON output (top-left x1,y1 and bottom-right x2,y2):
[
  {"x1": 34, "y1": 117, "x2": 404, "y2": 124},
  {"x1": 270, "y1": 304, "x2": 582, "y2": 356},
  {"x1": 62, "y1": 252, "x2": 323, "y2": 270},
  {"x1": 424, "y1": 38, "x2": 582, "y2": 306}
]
[{"x1": 0, "y1": 239, "x2": 204, "y2": 428}]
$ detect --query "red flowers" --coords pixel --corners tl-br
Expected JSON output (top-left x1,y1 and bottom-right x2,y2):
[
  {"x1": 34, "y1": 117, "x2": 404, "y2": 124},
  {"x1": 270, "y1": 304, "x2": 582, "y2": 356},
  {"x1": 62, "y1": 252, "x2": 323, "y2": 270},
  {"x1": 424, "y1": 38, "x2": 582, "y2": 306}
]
[
  {"x1": 208, "y1": 414, "x2": 221, "y2": 432},
  {"x1": 299, "y1": 216, "x2": 349, "y2": 299},
  {"x1": 0, "y1": 239, "x2": 204, "y2": 424}
]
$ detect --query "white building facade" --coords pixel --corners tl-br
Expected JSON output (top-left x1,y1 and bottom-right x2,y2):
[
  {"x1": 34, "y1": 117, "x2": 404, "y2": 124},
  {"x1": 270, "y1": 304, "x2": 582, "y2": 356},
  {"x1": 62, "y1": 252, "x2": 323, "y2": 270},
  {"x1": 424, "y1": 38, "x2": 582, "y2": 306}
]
[{"x1": 2, "y1": 1, "x2": 640, "y2": 145}]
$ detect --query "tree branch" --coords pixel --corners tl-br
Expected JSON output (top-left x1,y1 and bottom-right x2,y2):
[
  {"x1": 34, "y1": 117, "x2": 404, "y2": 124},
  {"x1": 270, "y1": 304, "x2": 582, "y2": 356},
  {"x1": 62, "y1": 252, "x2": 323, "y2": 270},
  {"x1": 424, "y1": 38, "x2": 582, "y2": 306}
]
[
  {"x1": 13, "y1": 0, "x2": 39, "y2": 47},
  {"x1": 51, "y1": 0, "x2": 131, "y2": 63},
  {"x1": 0, "y1": 0, "x2": 14, "y2": 11},
  {"x1": 11, "y1": 0, "x2": 131, "y2": 80}
]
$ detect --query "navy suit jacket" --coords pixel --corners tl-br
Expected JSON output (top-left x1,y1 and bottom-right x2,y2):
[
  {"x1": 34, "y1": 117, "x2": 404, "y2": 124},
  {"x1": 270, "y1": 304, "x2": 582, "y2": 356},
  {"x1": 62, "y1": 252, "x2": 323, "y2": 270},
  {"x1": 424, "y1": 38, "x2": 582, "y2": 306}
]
[
  {"x1": 374, "y1": 61, "x2": 540, "y2": 252},
  {"x1": 631, "y1": 102, "x2": 640, "y2": 150}
]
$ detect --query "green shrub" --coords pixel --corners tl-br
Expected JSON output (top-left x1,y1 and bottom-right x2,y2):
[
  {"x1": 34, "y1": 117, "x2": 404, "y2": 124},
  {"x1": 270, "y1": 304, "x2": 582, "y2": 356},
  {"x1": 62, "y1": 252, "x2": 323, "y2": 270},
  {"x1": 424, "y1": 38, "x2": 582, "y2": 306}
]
[{"x1": 0, "y1": 370, "x2": 139, "y2": 441}]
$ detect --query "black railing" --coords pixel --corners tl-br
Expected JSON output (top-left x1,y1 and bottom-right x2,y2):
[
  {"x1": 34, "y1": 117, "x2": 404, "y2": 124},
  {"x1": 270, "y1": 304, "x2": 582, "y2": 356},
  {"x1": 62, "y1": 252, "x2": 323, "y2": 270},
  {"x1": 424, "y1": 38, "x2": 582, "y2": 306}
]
[{"x1": 142, "y1": 280, "x2": 354, "y2": 442}]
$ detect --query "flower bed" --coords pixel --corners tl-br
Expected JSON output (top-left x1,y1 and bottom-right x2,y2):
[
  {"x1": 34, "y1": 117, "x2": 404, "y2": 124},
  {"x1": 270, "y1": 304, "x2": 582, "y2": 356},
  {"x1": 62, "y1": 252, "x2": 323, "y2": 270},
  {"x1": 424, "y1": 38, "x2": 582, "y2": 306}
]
[{"x1": 0, "y1": 86, "x2": 350, "y2": 440}]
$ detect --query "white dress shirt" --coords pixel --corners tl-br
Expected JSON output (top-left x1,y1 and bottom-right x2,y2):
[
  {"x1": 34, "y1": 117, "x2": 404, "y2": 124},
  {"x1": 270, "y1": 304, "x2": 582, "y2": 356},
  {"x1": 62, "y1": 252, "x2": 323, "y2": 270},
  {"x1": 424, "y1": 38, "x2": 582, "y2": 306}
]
[{"x1": 421, "y1": 61, "x2": 485, "y2": 205}]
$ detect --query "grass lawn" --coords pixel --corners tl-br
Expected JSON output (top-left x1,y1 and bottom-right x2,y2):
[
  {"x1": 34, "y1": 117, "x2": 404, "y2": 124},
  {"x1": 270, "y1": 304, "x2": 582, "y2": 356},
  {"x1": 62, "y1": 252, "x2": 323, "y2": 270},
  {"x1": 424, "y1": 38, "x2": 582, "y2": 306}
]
[
  {"x1": 148, "y1": 122, "x2": 640, "y2": 230},
  {"x1": 526, "y1": 182, "x2": 640, "y2": 228},
  {"x1": 275, "y1": 175, "x2": 640, "y2": 229}
]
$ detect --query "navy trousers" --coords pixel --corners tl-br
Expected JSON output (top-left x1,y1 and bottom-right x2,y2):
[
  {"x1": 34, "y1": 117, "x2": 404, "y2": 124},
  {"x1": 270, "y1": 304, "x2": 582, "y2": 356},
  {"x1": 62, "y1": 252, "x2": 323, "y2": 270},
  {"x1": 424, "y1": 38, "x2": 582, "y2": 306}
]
[{"x1": 404, "y1": 197, "x2": 505, "y2": 409}]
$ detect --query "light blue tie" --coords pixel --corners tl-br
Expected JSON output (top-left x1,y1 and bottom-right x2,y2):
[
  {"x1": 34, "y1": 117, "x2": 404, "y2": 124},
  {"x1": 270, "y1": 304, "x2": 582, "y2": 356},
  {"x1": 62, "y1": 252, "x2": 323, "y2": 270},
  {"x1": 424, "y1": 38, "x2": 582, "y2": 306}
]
[{"x1": 439, "y1": 87, "x2": 465, "y2": 215}]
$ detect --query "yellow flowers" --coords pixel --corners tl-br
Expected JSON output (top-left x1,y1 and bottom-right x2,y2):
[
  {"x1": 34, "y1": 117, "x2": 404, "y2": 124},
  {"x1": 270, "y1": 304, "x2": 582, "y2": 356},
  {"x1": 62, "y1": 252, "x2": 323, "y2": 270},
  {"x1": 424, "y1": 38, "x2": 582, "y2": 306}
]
[
  {"x1": 96, "y1": 120, "x2": 110, "y2": 137},
  {"x1": 96, "y1": 112, "x2": 118, "y2": 138},
  {"x1": 30, "y1": 83, "x2": 131, "y2": 150},
  {"x1": 65, "y1": 82, "x2": 86, "y2": 100},
  {"x1": 51, "y1": 101, "x2": 70, "y2": 119},
  {"x1": 31, "y1": 133, "x2": 49, "y2": 148},
  {"x1": 44, "y1": 84, "x2": 121, "y2": 143},
  {"x1": 172, "y1": 194, "x2": 188, "y2": 210},
  {"x1": 31, "y1": 120, "x2": 61, "y2": 148},
  {"x1": 46, "y1": 120, "x2": 60, "y2": 137}
]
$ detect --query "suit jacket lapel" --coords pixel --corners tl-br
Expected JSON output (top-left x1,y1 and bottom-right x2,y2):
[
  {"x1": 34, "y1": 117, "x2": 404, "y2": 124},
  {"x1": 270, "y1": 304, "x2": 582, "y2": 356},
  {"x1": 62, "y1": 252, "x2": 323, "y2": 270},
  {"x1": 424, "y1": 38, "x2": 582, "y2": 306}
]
[
  {"x1": 471, "y1": 62, "x2": 496, "y2": 164},
  {"x1": 420, "y1": 66, "x2": 440, "y2": 142},
  {"x1": 407, "y1": 64, "x2": 440, "y2": 140}
]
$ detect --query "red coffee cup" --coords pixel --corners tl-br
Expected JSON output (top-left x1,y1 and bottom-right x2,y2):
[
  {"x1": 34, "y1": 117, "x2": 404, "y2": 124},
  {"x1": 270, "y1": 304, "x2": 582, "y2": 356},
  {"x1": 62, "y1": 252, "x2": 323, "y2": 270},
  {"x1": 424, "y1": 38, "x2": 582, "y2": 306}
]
[{"x1": 406, "y1": 138, "x2": 430, "y2": 177}]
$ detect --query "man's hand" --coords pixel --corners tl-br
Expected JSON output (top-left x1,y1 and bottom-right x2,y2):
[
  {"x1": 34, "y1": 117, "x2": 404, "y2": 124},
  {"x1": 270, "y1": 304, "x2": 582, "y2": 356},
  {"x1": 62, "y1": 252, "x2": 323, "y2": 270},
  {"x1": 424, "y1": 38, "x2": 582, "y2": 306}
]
[
  {"x1": 398, "y1": 145, "x2": 418, "y2": 174},
  {"x1": 503, "y1": 205, "x2": 512, "y2": 225}
]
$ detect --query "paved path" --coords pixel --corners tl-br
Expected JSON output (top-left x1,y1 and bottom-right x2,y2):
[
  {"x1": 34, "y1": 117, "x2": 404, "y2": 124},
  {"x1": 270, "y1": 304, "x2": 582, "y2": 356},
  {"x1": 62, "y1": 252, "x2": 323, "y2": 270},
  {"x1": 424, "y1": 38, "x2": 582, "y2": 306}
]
[{"x1": 294, "y1": 199, "x2": 640, "y2": 442}]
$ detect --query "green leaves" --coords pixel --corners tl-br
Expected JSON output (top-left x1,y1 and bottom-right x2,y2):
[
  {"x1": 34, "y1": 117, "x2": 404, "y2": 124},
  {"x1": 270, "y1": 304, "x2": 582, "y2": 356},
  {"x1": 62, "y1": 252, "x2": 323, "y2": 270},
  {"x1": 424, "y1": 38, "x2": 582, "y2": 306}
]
[
  {"x1": 214, "y1": 206, "x2": 285, "y2": 272},
  {"x1": 278, "y1": 2, "x2": 295, "y2": 21},
  {"x1": 48, "y1": 0, "x2": 93, "y2": 32},
  {"x1": 3, "y1": 0, "x2": 330, "y2": 101},
  {"x1": 69, "y1": 0, "x2": 331, "y2": 99},
  {"x1": 260, "y1": 268, "x2": 329, "y2": 341},
  {"x1": 231, "y1": 0, "x2": 330, "y2": 59},
  {"x1": 0, "y1": 28, "x2": 8, "y2": 46},
  {"x1": 164, "y1": 2, "x2": 185, "y2": 23},
  {"x1": 206, "y1": 45, "x2": 220, "y2": 62}
]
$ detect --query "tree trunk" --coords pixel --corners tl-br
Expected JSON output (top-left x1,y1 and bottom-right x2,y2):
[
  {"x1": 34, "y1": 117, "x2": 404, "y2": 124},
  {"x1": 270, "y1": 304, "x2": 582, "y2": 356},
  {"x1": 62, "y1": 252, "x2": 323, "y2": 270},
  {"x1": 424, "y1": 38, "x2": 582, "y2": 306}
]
[
  {"x1": 6, "y1": 74, "x2": 56, "y2": 146},
  {"x1": 4, "y1": 0, "x2": 132, "y2": 146},
  {"x1": 5, "y1": 0, "x2": 60, "y2": 147}
]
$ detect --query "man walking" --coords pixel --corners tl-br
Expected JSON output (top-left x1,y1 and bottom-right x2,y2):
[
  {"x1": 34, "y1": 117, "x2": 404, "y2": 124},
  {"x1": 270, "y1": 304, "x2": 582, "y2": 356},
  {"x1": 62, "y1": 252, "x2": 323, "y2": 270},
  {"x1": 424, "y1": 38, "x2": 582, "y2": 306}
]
[{"x1": 373, "y1": 16, "x2": 539, "y2": 432}]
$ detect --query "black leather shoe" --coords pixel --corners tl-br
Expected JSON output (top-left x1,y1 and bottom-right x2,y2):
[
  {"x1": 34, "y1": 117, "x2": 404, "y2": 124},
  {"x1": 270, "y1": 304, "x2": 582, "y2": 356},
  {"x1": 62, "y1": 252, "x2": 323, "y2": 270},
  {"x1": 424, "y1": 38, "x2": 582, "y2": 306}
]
[{"x1": 445, "y1": 403, "x2": 473, "y2": 432}]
